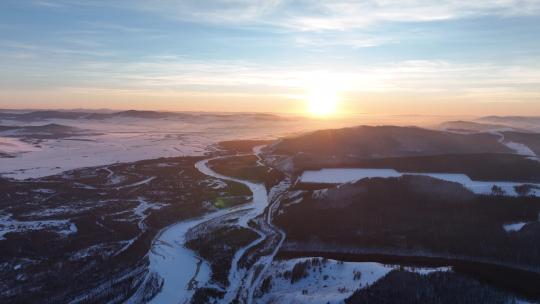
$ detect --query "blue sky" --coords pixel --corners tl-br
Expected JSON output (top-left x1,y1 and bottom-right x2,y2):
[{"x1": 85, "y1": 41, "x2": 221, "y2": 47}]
[{"x1": 1, "y1": 0, "x2": 540, "y2": 115}]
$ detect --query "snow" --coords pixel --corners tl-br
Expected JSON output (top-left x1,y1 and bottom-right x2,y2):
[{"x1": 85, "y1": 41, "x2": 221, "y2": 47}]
[
  {"x1": 133, "y1": 198, "x2": 161, "y2": 219},
  {"x1": 0, "y1": 132, "x2": 210, "y2": 180},
  {"x1": 3, "y1": 114, "x2": 537, "y2": 181},
  {"x1": 116, "y1": 176, "x2": 156, "y2": 190},
  {"x1": 0, "y1": 136, "x2": 39, "y2": 154},
  {"x1": 68, "y1": 223, "x2": 78, "y2": 233},
  {"x1": 22, "y1": 201, "x2": 111, "y2": 217},
  {"x1": 0, "y1": 114, "x2": 346, "y2": 180},
  {"x1": 207, "y1": 179, "x2": 229, "y2": 190},
  {"x1": 141, "y1": 213, "x2": 216, "y2": 304},
  {"x1": 247, "y1": 206, "x2": 287, "y2": 303},
  {"x1": 489, "y1": 131, "x2": 537, "y2": 157},
  {"x1": 312, "y1": 189, "x2": 328, "y2": 200},
  {"x1": 503, "y1": 222, "x2": 528, "y2": 232},
  {"x1": 195, "y1": 156, "x2": 270, "y2": 302},
  {"x1": 30, "y1": 188, "x2": 56, "y2": 194},
  {"x1": 132, "y1": 197, "x2": 165, "y2": 230},
  {"x1": 195, "y1": 157, "x2": 269, "y2": 227},
  {"x1": 73, "y1": 182, "x2": 97, "y2": 190},
  {"x1": 256, "y1": 258, "x2": 451, "y2": 304},
  {"x1": 70, "y1": 243, "x2": 118, "y2": 260},
  {"x1": 133, "y1": 150, "x2": 272, "y2": 304},
  {"x1": 301, "y1": 169, "x2": 401, "y2": 184},
  {"x1": 503, "y1": 213, "x2": 540, "y2": 232},
  {"x1": 504, "y1": 141, "x2": 536, "y2": 157},
  {"x1": 102, "y1": 167, "x2": 114, "y2": 178},
  {"x1": 403, "y1": 265, "x2": 452, "y2": 275},
  {"x1": 0, "y1": 213, "x2": 77, "y2": 239},
  {"x1": 300, "y1": 168, "x2": 540, "y2": 197}
]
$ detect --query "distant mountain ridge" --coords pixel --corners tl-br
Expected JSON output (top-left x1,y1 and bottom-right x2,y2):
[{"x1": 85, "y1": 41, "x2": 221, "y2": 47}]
[
  {"x1": 438, "y1": 120, "x2": 521, "y2": 132},
  {"x1": 0, "y1": 123, "x2": 98, "y2": 139},
  {"x1": 0, "y1": 110, "x2": 188, "y2": 121},
  {"x1": 479, "y1": 116, "x2": 540, "y2": 124},
  {"x1": 472, "y1": 116, "x2": 540, "y2": 133},
  {"x1": 0, "y1": 110, "x2": 288, "y2": 121}
]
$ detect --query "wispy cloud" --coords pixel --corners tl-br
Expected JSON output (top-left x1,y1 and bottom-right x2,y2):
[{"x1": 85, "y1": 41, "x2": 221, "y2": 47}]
[
  {"x1": 0, "y1": 40, "x2": 115, "y2": 57},
  {"x1": 286, "y1": 0, "x2": 540, "y2": 30},
  {"x1": 35, "y1": 0, "x2": 540, "y2": 31},
  {"x1": 27, "y1": 0, "x2": 540, "y2": 50},
  {"x1": 6, "y1": 52, "x2": 538, "y2": 98},
  {"x1": 32, "y1": 0, "x2": 66, "y2": 8},
  {"x1": 293, "y1": 32, "x2": 395, "y2": 49}
]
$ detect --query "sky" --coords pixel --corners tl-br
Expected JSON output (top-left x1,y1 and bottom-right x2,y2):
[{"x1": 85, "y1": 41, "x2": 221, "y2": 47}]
[{"x1": 1, "y1": 0, "x2": 540, "y2": 116}]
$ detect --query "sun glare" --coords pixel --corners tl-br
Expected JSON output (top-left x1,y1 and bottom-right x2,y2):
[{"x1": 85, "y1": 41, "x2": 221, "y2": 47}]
[
  {"x1": 305, "y1": 74, "x2": 341, "y2": 117},
  {"x1": 307, "y1": 88, "x2": 338, "y2": 116}
]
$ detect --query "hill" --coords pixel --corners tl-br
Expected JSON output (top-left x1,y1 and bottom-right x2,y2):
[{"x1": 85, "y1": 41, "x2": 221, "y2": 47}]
[{"x1": 270, "y1": 126, "x2": 512, "y2": 158}]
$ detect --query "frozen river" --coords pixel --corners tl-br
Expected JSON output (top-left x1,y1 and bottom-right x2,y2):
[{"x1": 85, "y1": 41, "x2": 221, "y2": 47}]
[{"x1": 131, "y1": 148, "x2": 274, "y2": 303}]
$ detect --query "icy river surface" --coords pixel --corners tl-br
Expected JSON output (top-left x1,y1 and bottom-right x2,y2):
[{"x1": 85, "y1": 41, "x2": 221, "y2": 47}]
[{"x1": 132, "y1": 149, "x2": 271, "y2": 304}]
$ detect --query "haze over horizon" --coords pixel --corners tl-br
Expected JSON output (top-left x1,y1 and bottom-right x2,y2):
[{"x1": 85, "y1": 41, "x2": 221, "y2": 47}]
[{"x1": 1, "y1": 1, "x2": 540, "y2": 116}]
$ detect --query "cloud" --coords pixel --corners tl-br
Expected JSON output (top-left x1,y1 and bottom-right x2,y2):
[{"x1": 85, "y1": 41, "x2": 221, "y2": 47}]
[
  {"x1": 293, "y1": 33, "x2": 394, "y2": 48},
  {"x1": 28, "y1": 0, "x2": 540, "y2": 49},
  {"x1": 6, "y1": 51, "x2": 538, "y2": 100},
  {"x1": 3, "y1": 47, "x2": 540, "y2": 112},
  {"x1": 32, "y1": 0, "x2": 66, "y2": 8},
  {"x1": 141, "y1": 0, "x2": 283, "y2": 23},
  {"x1": 35, "y1": 0, "x2": 540, "y2": 32},
  {"x1": 277, "y1": 1, "x2": 540, "y2": 31},
  {"x1": 0, "y1": 40, "x2": 114, "y2": 57}
]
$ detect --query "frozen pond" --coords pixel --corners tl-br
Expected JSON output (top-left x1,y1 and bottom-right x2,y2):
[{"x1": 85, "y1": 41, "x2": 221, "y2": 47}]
[{"x1": 300, "y1": 168, "x2": 540, "y2": 196}]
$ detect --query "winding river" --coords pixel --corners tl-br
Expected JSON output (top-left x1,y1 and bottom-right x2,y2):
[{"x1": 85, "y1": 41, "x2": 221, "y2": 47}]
[{"x1": 132, "y1": 147, "x2": 280, "y2": 304}]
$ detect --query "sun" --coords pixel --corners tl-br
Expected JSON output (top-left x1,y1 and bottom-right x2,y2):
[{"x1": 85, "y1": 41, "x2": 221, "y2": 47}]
[
  {"x1": 303, "y1": 72, "x2": 341, "y2": 117},
  {"x1": 307, "y1": 88, "x2": 338, "y2": 116}
]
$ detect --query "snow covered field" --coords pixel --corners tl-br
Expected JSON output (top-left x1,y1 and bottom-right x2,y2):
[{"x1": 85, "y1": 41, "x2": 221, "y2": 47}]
[
  {"x1": 0, "y1": 132, "x2": 212, "y2": 179},
  {"x1": 0, "y1": 137, "x2": 40, "y2": 154},
  {"x1": 1, "y1": 111, "x2": 459, "y2": 180},
  {"x1": 0, "y1": 114, "x2": 362, "y2": 180},
  {"x1": 0, "y1": 213, "x2": 77, "y2": 240},
  {"x1": 300, "y1": 168, "x2": 540, "y2": 196},
  {"x1": 301, "y1": 168, "x2": 401, "y2": 183},
  {"x1": 255, "y1": 257, "x2": 451, "y2": 304}
]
